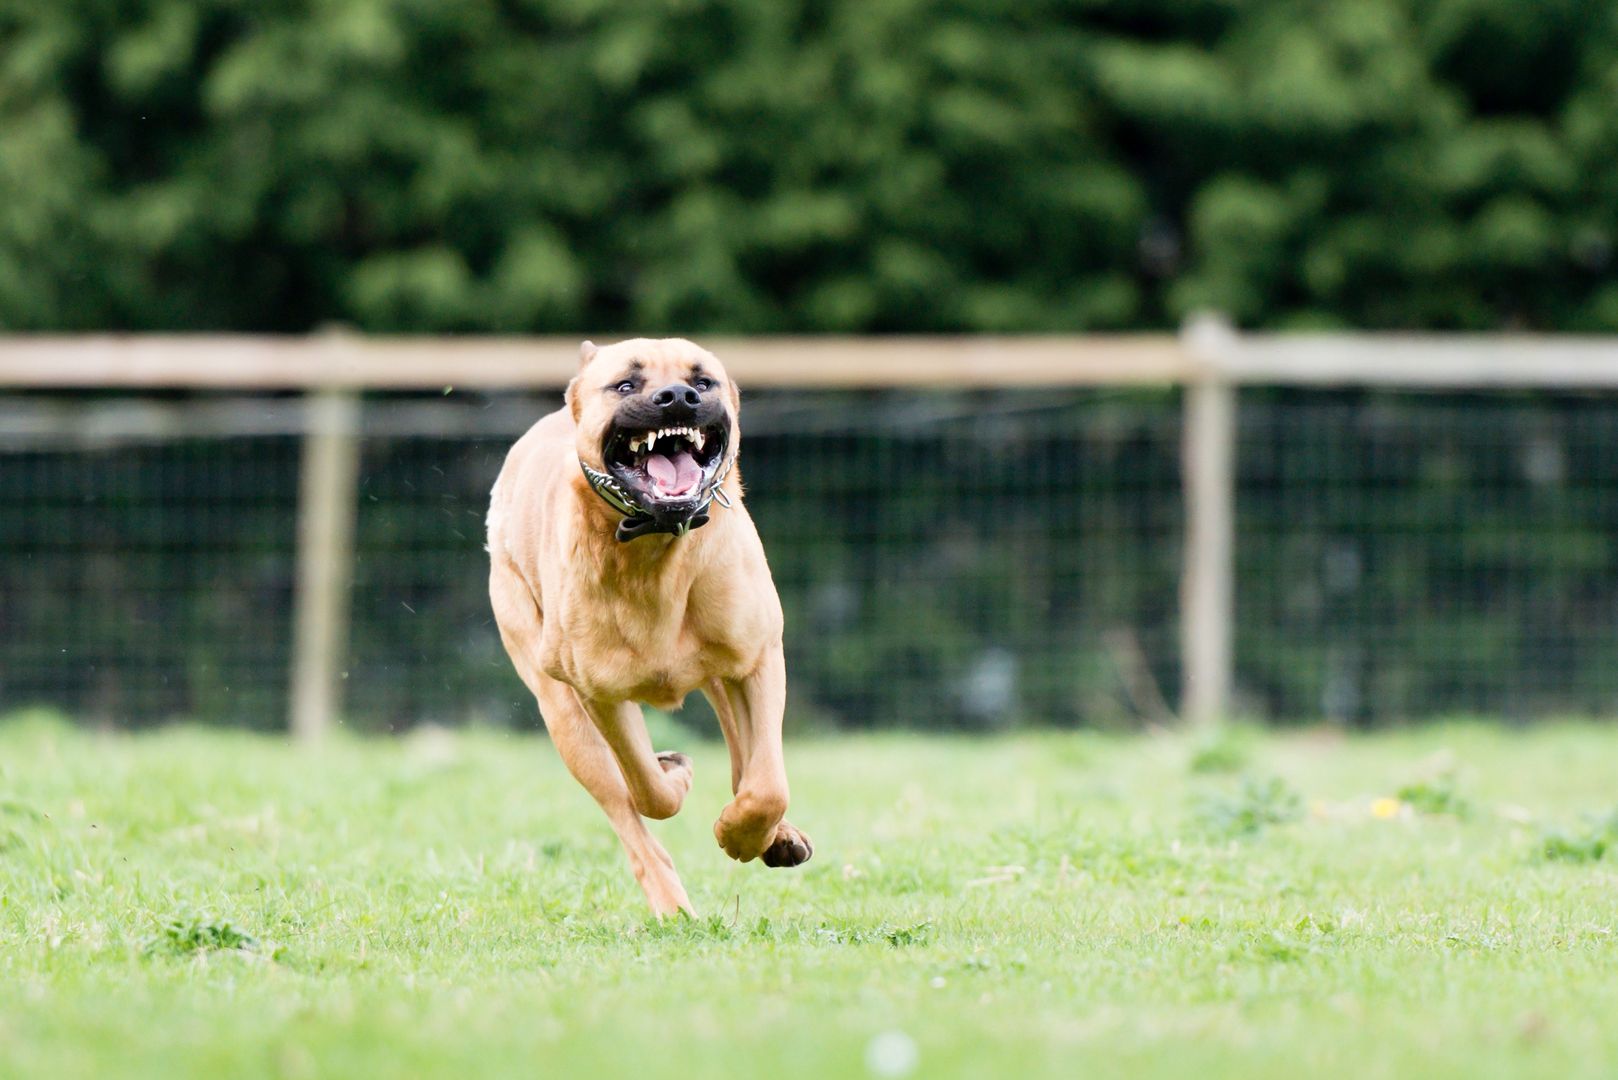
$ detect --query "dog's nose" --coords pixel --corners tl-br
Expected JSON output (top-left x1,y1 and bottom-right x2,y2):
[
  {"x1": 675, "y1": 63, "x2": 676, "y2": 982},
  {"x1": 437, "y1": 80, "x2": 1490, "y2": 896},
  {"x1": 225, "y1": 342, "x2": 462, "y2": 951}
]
[{"x1": 651, "y1": 384, "x2": 702, "y2": 410}]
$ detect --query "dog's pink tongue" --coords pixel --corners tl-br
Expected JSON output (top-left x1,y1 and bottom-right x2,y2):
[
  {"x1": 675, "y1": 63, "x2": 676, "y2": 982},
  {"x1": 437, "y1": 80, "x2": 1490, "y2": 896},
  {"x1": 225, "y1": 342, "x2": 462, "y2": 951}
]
[{"x1": 645, "y1": 451, "x2": 701, "y2": 496}]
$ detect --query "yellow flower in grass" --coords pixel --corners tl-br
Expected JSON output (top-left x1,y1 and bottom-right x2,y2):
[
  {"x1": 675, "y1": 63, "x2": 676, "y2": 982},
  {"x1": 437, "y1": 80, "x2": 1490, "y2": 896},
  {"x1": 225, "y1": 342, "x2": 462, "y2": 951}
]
[{"x1": 1371, "y1": 796, "x2": 1404, "y2": 819}]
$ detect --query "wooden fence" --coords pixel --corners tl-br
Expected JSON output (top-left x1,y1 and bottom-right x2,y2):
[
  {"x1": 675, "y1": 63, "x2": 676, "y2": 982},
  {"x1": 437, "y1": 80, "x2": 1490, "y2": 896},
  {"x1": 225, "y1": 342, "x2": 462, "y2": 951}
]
[{"x1": 4, "y1": 319, "x2": 1616, "y2": 736}]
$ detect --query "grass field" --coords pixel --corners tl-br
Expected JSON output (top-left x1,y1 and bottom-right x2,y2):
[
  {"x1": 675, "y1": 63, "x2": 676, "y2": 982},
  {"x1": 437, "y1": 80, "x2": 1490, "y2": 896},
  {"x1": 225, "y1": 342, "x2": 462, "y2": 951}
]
[{"x1": 2, "y1": 714, "x2": 1617, "y2": 1079}]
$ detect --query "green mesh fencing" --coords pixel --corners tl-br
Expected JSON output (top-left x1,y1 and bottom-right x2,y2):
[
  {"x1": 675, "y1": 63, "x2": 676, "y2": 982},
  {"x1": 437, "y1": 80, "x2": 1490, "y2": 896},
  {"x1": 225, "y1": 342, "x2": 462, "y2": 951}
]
[
  {"x1": 1237, "y1": 389, "x2": 1618, "y2": 722},
  {"x1": 3, "y1": 387, "x2": 1616, "y2": 731}
]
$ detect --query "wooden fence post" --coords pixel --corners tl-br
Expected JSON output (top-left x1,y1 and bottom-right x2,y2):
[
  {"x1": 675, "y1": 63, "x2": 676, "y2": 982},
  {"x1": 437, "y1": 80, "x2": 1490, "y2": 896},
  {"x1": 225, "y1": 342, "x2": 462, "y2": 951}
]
[
  {"x1": 289, "y1": 387, "x2": 361, "y2": 741},
  {"x1": 1179, "y1": 314, "x2": 1239, "y2": 730}
]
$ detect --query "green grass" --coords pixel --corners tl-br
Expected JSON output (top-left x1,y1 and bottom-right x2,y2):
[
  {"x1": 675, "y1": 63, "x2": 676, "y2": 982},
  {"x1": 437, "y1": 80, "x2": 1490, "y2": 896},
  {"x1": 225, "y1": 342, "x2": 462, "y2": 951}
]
[{"x1": 3, "y1": 714, "x2": 1618, "y2": 1079}]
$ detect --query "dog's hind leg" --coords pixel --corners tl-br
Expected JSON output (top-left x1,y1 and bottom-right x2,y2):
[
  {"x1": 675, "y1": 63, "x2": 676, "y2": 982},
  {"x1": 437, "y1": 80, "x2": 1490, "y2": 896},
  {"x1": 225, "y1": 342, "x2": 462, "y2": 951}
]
[
  {"x1": 575, "y1": 697, "x2": 694, "y2": 822},
  {"x1": 534, "y1": 681, "x2": 693, "y2": 917},
  {"x1": 491, "y1": 561, "x2": 692, "y2": 916}
]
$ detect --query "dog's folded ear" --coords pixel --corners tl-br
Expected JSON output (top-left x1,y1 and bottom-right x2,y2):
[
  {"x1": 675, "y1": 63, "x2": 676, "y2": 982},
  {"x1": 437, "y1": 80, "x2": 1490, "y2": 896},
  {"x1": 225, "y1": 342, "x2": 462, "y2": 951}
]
[{"x1": 568, "y1": 342, "x2": 598, "y2": 419}]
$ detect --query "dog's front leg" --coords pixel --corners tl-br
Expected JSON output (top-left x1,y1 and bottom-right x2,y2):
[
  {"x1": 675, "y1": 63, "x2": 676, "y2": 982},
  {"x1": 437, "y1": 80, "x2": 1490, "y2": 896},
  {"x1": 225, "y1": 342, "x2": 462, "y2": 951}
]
[{"x1": 707, "y1": 644, "x2": 813, "y2": 867}]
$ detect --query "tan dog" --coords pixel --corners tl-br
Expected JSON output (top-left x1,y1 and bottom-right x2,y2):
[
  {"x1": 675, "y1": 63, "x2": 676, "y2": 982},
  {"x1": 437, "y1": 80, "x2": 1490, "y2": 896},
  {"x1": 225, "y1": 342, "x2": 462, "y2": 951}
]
[{"x1": 487, "y1": 338, "x2": 812, "y2": 916}]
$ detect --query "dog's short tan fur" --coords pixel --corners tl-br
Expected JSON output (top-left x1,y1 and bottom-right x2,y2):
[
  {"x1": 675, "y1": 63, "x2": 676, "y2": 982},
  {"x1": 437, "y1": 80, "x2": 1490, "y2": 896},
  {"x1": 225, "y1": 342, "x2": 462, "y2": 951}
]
[{"x1": 487, "y1": 338, "x2": 810, "y2": 915}]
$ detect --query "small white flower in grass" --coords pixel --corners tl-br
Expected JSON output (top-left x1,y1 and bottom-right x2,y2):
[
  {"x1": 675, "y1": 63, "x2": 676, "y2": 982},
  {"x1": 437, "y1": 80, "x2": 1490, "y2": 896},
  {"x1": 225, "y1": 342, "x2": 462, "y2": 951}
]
[{"x1": 865, "y1": 1030, "x2": 919, "y2": 1078}]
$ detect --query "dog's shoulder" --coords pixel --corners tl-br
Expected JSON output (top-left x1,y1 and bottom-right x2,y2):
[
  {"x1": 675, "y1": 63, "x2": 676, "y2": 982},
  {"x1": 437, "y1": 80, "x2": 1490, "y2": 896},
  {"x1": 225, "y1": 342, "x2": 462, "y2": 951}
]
[
  {"x1": 513, "y1": 406, "x2": 576, "y2": 456},
  {"x1": 488, "y1": 406, "x2": 576, "y2": 556}
]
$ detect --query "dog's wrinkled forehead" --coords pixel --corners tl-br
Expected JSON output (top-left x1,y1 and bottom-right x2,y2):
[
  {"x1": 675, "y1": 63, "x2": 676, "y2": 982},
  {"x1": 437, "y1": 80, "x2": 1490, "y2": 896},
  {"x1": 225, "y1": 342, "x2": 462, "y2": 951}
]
[{"x1": 579, "y1": 338, "x2": 732, "y2": 395}]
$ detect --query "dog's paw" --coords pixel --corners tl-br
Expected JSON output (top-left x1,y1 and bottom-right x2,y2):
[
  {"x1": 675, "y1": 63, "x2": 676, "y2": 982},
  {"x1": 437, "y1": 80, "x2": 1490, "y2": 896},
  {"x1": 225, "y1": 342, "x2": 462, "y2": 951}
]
[
  {"x1": 655, "y1": 751, "x2": 693, "y2": 801},
  {"x1": 656, "y1": 750, "x2": 692, "y2": 774},
  {"x1": 760, "y1": 820, "x2": 813, "y2": 869},
  {"x1": 713, "y1": 790, "x2": 786, "y2": 862}
]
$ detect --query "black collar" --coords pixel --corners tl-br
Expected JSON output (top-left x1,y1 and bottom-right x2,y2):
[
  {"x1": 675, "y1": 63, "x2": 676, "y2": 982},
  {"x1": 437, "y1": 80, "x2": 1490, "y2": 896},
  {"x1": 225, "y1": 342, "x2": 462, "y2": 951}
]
[{"x1": 581, "y1": 456, "x2": 734, "y2": 543}]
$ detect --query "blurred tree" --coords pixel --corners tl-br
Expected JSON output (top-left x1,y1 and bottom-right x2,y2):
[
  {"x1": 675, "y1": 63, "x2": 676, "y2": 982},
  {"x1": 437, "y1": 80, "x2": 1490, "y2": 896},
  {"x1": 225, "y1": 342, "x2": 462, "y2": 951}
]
[
  {"x1": 6, "y1": 0, "x2": 1618, "y2": 733},
  {"x1": 3, "y1": 0, "x2": 1614, "y2": 333}
]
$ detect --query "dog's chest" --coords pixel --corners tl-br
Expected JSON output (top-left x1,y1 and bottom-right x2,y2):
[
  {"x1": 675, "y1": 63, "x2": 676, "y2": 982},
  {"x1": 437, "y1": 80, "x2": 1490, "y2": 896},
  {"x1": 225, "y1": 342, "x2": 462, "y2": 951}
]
[
  {"x1": 609, "y1": 620, "x2": 709, "y2": 705},
  {"x1": 548, "y1": 586, "x2": 746, "y2": 706}
]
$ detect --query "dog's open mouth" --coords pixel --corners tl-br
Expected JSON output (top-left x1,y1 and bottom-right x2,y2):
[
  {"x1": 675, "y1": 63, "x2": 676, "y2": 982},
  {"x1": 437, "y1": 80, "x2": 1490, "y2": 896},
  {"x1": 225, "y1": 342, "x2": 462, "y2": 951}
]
[{"x1": 604, "y1": 420, "x2": 730, "y2": 507}]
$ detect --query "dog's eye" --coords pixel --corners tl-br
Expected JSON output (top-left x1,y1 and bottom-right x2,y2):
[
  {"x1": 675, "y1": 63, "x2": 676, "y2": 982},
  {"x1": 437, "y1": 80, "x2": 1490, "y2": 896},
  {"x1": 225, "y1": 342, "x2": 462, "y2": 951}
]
[
  {"x1": 693, "y1": 377, "x2": 717, "y2": 393},
  {"x1": 614, "y1": 381, "x2": 636, "y2": 395}
]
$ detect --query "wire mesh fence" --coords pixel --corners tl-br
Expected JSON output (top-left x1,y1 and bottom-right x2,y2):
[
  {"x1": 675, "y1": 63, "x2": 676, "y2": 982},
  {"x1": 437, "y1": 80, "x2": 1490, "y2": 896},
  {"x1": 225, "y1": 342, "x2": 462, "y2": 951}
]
[
  {"x1": 2, "y1": 383, "x2": 1616, "y2": 731},
  {"x1": 1237, "y1": 389, "x2": 1618, "y2": 722},
  {"x1": 0, "y1": 388, "x2": 1185, "y2": 733},
  {"x1": 0, "y1": 422, "x2": 299, "y2": 726}
]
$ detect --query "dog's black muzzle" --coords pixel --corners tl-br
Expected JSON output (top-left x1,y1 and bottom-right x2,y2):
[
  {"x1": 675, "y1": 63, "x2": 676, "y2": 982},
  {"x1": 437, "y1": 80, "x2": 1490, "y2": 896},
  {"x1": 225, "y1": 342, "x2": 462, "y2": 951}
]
[{"x1": 583, "y1": 387, "x2": 735, "y2": 542}]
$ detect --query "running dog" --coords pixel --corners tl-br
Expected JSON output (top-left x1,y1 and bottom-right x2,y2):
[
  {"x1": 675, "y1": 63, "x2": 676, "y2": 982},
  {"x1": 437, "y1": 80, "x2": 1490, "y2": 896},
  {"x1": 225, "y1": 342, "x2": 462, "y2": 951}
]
[{"x1": 487, "y1": 338, "x2": 811, "y2": 915}]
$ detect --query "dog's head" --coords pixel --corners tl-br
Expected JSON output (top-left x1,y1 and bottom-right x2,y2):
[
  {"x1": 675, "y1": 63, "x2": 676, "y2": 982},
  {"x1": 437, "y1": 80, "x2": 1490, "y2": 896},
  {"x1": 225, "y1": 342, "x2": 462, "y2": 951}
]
[{"x1": 568, "y1": 338, "x2": 739, "y2": 538}]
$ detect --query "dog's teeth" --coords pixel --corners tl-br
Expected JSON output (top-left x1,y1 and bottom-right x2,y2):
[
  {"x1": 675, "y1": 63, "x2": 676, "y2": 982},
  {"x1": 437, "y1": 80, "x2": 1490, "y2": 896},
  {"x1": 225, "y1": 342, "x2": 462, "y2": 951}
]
[{"x1": 693, "y1": 431, "x2": 705, "y2": 451}]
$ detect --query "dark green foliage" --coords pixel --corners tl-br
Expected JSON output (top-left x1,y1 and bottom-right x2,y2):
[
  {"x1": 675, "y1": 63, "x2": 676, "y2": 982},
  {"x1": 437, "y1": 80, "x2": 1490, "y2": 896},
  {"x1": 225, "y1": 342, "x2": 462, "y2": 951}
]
[
  {"x1": 813, "y1": 920, "x2": 934, "y2": 947},
  {"x1": 1540, "y1": 808, "x2": 1618, "y2": 863},
  {"x1": 1192, "y1": 775, "x2": 1303, "y2": 837},
  {"x1": 3, "y1": 0, "x2": 1616, "y2": 333},
  {"x1": 882, "y1": 921, "x2": 934, "y2": 948},
  {"x1": 1396, "y1": 775, "x2": 1470, "y2": 818},
  {"x1": 1188, "y1": 723, "x2": 1258, "y2": 773},
  {"x1": 1541, "y1": 829, "x2": 1606, "y2": 863},
  {"x1": 147, "y1": 917, "x2": 257, "y2": 956}
]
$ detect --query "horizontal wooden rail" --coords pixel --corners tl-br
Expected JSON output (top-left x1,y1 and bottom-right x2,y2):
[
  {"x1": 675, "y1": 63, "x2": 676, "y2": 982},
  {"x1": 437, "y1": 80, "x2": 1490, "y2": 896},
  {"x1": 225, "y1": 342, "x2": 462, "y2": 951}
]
[
  {"x1": 1227, "y1": 335, "x2": 1618, "y2": 388},
  {"x1": 0, "y1": 334, "x2": 1192, "y2": 389},
  {"x1": 5, "y1": 331, "x2": 1618, "y2": 390}
]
